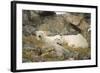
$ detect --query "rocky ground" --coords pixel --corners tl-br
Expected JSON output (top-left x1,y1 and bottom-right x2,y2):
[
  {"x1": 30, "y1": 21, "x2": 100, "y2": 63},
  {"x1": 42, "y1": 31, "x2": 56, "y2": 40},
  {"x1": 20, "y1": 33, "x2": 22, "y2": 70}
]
[{"x1": 22, "y1": 10, "x2": 91, "y2": 63}]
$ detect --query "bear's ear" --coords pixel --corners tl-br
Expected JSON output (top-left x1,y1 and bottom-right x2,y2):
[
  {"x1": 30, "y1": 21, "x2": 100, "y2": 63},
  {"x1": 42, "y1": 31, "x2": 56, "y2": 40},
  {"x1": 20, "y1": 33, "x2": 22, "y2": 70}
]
[{"x1": 41, "y1": 31, "x2": 47, "y2": 35}]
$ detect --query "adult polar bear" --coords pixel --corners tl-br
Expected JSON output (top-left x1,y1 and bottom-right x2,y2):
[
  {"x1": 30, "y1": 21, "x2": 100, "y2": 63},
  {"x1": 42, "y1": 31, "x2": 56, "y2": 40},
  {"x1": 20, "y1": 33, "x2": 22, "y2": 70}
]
[{"x1": 35, "y1": 31, "x2": 88, "y2": 49}]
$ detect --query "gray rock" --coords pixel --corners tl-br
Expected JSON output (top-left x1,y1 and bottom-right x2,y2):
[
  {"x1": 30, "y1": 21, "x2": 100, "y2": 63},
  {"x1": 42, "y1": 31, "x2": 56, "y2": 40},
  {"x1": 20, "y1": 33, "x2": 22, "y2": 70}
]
[{"x1": 23, "y1": 25, "x2": 36, "y2": 36}]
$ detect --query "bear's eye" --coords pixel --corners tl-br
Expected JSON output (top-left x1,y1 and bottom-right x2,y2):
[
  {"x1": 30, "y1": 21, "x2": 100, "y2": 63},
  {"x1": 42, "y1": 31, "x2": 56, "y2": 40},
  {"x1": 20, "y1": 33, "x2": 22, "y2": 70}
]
[{"x1": 39, "y1": 35, "x2": 41, "y2": 38}]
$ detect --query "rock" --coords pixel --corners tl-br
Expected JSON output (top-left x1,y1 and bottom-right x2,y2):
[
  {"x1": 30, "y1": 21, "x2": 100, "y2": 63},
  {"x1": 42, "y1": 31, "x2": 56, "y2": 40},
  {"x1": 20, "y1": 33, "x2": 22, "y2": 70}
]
[
  {"x1": 63, "y1": 13, "x2": 83, "y2": 25},
  {"x1": 22, "y1": 10, "x2": 42, "y2": 27},
  {"x1": 23, "y1": 25, "x2": 36, "y2": 36},
  {"x1": 22, "y1": 12, "x2": 29, "y2": 26},
  {"x1": 29, "y1": 11, "x2": 42, "y2": 25},
  {"x1": 38, "y1": 11, "x2": 56, "y2": 17},
  {"x1": 38, "y1": 16, "x2": 69, "y2": 35},
  {"x1": 22, "y1": 58, "x2": 32, "y2": 62}
]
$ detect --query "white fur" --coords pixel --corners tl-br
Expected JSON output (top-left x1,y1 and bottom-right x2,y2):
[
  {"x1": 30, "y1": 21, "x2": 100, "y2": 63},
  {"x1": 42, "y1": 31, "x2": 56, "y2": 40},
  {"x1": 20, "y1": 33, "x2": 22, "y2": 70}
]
[
  {"x1": 61, "y1": 34, "x2": 88, "y2": 48},
  {"x1": 35, "y1": 31, "x2": 61, "y2": 44},
  {"x1": 35, "y1": 31, "x2": 70, "y2": 56}
]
